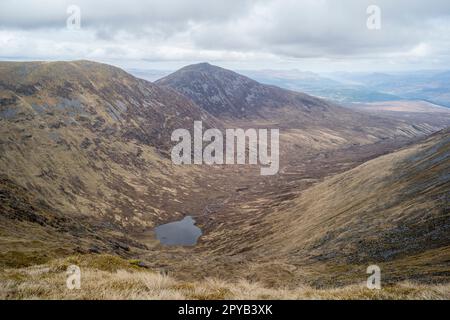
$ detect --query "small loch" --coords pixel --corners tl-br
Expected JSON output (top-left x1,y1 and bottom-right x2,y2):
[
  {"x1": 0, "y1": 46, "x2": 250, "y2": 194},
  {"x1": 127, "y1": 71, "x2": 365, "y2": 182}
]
[{"x1": 154, "y1": 216, "x2": 202, "y2": 246}]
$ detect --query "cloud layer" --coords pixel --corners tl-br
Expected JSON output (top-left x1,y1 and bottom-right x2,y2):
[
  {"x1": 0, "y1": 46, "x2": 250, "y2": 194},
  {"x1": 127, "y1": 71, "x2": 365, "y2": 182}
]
[{"x1": 1, "y1": 0, "x2": 449, "y2": 71}]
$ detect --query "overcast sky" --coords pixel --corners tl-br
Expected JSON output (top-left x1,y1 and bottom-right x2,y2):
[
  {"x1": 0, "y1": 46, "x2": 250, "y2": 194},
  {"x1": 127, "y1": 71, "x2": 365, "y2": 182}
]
[{"x1": 1, "y1": 0, "x2": 449, "y2": 72}]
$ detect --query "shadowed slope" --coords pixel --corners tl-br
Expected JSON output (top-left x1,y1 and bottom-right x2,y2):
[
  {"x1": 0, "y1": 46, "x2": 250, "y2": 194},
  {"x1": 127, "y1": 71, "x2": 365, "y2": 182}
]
[
  {"x1": 258, "y1": 129, "x2": 450, "y2": 283},
  {"x1": 156, "y1": 62, "x2": 334, "y2": 119}
]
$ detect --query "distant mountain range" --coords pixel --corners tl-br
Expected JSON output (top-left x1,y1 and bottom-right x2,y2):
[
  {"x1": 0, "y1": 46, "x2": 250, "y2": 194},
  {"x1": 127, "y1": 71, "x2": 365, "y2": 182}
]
[
  {"x1": 241, "y1": 69, "x2": 450, "y2": 108},
  {"x1": 327, "y1": 70, "x2": 450, "y2": 107},
  {"x1": 239, "y1": 69, "x2": 402, "y2": 103},
  {"x1": 125, "y1": 68, "x2": 171, "y2": 82},
  {"x1": 128, "y1": 67, "x2": 450, "y2": 107}
]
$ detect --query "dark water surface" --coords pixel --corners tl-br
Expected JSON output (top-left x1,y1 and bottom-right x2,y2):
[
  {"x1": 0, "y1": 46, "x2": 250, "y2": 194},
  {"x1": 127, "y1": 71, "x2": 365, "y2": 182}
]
[{"x1": 154, "y1": 216, "x2": 202, "y2": 246}]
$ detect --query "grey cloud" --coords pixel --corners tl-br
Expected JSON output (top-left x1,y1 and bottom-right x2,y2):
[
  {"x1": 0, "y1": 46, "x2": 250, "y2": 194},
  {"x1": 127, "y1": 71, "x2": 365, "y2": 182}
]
[
  {"x1": 0, "y1": 0, "x2": 449, "y2": 70},
  {"x1": 0, "y1": 0, "x2": 259, "y2": 31},
  {"x1": 191, "y1": 0, "x2": 450, "y2": 58}
]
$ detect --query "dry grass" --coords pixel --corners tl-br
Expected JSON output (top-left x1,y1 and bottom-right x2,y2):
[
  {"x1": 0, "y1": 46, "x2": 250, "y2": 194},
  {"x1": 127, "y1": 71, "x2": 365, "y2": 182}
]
[
  {"x1": 0, "y1": 255, "x2": 448, "y2": 300},
  {"x1": 254, "y1": 130, "x2": 450, "y2": 273}
]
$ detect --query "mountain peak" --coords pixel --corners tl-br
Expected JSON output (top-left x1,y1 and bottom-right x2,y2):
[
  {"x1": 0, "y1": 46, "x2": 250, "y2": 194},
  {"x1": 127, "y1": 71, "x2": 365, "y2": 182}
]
[
  {"x1": 175, "y1": 62, "x2": 245, "y2": 77},
  {"x1": 155, "y1": 63, "x2": 277, "y2": 118},
  {"x1": 184, "y1": 62, "x2": 213, "y2": 69},
  {"x1": 156, "y1": 63, "x2": 330, "y2": 120}
]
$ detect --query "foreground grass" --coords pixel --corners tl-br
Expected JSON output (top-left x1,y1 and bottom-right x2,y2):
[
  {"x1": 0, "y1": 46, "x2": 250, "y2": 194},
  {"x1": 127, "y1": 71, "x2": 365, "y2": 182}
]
[{"x1": 0, "y1": 254, "x2": 448, "y2": 300}]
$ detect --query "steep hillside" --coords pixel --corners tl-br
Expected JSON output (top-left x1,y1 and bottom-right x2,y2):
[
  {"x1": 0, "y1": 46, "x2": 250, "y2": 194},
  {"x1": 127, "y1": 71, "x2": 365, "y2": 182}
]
[
  {"x1": 0, "y1": 61, "x2": 220, "y2": 151},
  {"x1": 0, "y1": 175, "x2": 139, "y2": 267},
  {"x1": 156, "y1": 63, "x2": 334, "y2": 119},
  {"x1": 0, "y1": 61, "x2": 224, "y2": 255},
  {"x1": 208, "y1": 129, "x2": 449, "y2": 285}
]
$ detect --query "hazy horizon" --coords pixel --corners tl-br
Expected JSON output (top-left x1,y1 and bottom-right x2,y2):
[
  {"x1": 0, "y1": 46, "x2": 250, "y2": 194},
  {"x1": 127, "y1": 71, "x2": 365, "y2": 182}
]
[{"x1": 2, "y1": 58, "x2": 450, "y2": 77}]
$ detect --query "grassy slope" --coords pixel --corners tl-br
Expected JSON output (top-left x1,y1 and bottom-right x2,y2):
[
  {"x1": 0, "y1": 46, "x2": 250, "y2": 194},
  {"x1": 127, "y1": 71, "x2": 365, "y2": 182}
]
[
  {"x1": 0, "y1": 61, "x2": 225, "y2": 256},
  {"x1": 255, "y1": 129, "x2": 450, "y2": 284},
  {"x1": 1, "y1": 254, "x2": 448, "y2": 299}
]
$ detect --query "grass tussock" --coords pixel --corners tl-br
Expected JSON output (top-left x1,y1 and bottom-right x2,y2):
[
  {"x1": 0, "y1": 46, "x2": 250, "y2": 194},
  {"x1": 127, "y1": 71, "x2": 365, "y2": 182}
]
[{"x1": 0, "y1": 254, "x2": 449, "y2": 300}]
